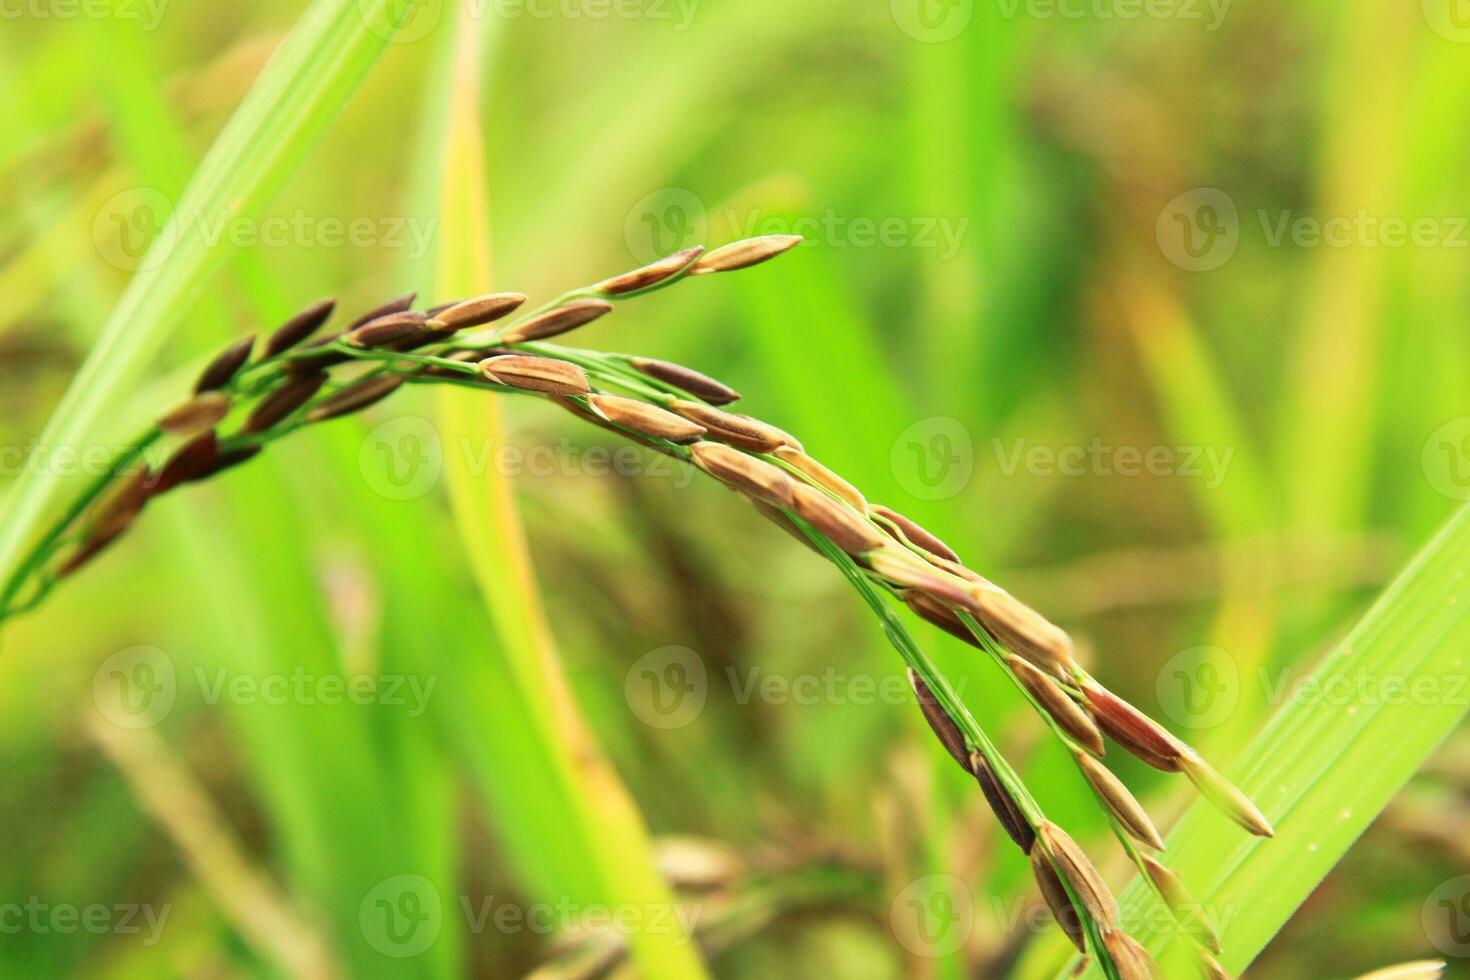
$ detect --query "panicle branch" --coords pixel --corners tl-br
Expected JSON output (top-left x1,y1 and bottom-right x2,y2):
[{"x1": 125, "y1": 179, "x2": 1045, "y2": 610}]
[{"x1": 1, "y1": 232, "x2": 1272, "y2": 979}]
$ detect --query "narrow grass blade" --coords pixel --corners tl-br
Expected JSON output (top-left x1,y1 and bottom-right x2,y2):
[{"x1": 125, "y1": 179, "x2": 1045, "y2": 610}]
[
  {"x1": 423, "y1": 7, "x2": 707, "y2": 977},
  {"x1": 1048, "y1": 501, "x2": 1470, "y2": 978},
  {"x1": 0, "y1": 0, "x2": 406, "y2": 590}
]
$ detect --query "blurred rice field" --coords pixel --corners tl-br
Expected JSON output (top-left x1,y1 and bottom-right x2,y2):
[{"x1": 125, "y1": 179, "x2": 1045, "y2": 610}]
[{"x1": 2, "y1": 0, "x2": 1469, "y2": 976}]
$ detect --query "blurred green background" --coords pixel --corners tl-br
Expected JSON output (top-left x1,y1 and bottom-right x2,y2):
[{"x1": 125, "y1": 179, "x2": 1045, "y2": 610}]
[{"x1": 2, "y1": 0, "x2": 1469, "y2": 976}]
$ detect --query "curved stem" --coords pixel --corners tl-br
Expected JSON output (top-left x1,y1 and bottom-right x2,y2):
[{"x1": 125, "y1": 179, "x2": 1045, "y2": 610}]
[{"x1": 0, "y1": 429, "x2": 162, "y2": 617}]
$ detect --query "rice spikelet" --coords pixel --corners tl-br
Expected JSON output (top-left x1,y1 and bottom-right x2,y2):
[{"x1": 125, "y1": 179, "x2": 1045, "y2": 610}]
[
  {"x1": 1075, "y1": 753, "x2": 1165, "y2": 850},
  {"x1": 1038, "y1": 821, "x2": 1118, "y2": 927},
  {"x1": 194, "y1": 336, "x2": 255, "y2": 393},
  {"x1": 595, "y1": 246, "x2": 703, "y2": 294},
  {"x1": 305, "y1": 375, "x2": 404, "y2": 422},
  {"x1": 480, "y1": 355, "x2": 591, "y2": 396},
  {"x1": 1081, "y1": 681, "x2": 1188, "y2": 772},
  {"x1": 244, "y1": 372, "x2": 329, "y2": 434},
  {"x1": 498, "y1": 298, "x2": 612, "y2": 343},
  {"x1": 263, "y1": 298, "x2": 336, "y2": 356},
  {"x1": 964, "y1": 584, "x2": 1077, "y2": 676},
  {"x1": 907, "y1": 668, "x2": 972, "y2": 774},
  {"x1": 1101, "y1": 929, "x2": 1159, "y2": 980},
  {"x1": 1141, "y1": 854, "x2": 1220, "y2": 953},
  {"x1": 902, "y1": 590, "x2": 983, "y2": 649},
  {"x1": 970, "y1": 750, "x2": 1034, "y2": 851},
  {"x1": 426, "y1": 292, "x2": 526, "y2": 331},
  {"x1": 868, "y1": 550, "x2": 974, "y2": 608},
  {"x1": 773, "y1": 445, "x2": 867, "y2": 512},
  {"x1": 1178, "y1": 751, "x2": 1275, "y2": 837},
  {"x1": 871, "y1": 504, "x2": 960, "y2": 562},
  {"x1": 670, "y1": 400, "x2": 796, "y2": 452},
  {"x1": 587, "y1": 394, "x2": 706, "y2": 443},
  {"x1": 787, "y1": 483, "x2": 886, "y2": 556},
  {"x1": 159, "y1": 392, "x2": 231, "y2": 437},
  {"x1": 346, "y1": 310, "x2": 427, "y2": 348},
  {"x1": 688, "y1": 442, "x2": 794, "y2": 508},
  {"x1": 1008, "y1": 655, "x2": 1105, "y2": 757},
  {"x1": 1030, "y1": 843, "x2": 1086, "y2": 953},
  {"x1": 688, "y1": 235, "x2": 802, "y2": 275},
  {"x1": 628, "y1": 357, "x2": 740, "y2": 405}
]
